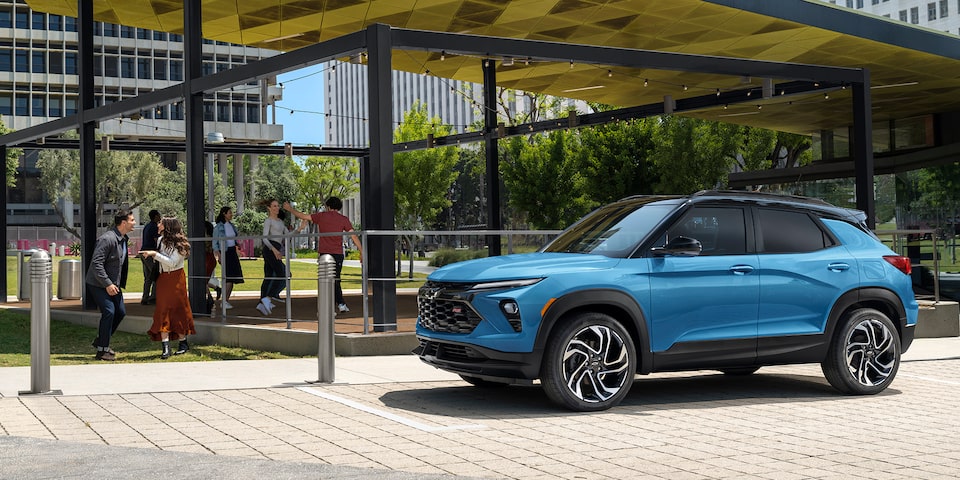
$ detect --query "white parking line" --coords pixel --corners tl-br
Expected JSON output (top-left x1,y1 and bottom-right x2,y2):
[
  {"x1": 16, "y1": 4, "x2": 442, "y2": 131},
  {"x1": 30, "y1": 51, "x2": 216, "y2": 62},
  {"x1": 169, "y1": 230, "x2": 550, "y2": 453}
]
[
  {"x1": 899, "y1": 374, "x2": 960, "y2": 386},
  {"x1": 297, "y1": 386, "x2": 486, "y2": 432}
]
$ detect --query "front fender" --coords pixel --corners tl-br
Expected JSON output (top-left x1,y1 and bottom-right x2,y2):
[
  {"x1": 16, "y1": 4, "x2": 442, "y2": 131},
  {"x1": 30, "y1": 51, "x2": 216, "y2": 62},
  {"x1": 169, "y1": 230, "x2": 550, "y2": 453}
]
[{"x1": 535, "y1": 289, "x2": 654, "y2": 374}]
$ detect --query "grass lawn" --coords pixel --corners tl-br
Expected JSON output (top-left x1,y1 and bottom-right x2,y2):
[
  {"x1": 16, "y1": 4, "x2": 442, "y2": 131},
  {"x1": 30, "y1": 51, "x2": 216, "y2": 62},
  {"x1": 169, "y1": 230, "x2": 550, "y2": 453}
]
[
  {"x1": 0, "y1": 309, "x2": 303, "y2": 367},
  {"x1": 6, "y1": 254, "x2": 427, "y2": 298}
]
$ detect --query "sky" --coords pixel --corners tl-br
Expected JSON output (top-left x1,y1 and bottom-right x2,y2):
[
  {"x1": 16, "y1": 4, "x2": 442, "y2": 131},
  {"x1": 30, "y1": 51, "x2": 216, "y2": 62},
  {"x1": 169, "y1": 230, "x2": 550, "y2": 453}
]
[{"x1": 275, "y1": 65, "x2": 326, "y2": 148}]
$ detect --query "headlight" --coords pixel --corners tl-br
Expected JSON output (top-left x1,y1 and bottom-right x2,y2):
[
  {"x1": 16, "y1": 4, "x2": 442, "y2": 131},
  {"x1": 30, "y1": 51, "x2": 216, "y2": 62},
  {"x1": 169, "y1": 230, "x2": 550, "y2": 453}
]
[{"x1": 472, "y1": 278, "x2": 543, "y2": 290}]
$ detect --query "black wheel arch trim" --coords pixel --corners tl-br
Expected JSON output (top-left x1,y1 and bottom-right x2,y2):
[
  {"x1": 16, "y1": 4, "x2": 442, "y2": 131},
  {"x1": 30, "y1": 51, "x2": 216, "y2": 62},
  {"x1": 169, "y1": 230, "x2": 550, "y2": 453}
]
[
  {"x1": 826, "y1": 287, "x2": 908, "y2": 343},
  {"x1": 534, "y1": 289, "x2": 654, "y2": 374}
]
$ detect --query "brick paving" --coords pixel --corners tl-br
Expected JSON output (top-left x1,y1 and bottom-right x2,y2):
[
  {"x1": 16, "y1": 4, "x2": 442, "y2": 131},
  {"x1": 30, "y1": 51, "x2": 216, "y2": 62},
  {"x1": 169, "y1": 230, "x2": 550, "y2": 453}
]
[{"x1": 2, "y1": 357, "x2": 959, "y2": 479}]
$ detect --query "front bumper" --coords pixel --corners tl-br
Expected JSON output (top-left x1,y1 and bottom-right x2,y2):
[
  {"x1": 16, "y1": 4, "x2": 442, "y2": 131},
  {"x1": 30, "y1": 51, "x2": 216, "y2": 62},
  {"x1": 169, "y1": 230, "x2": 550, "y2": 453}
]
[{"x1": 413, "y1": 336, "x2": 542, "y2": 381}]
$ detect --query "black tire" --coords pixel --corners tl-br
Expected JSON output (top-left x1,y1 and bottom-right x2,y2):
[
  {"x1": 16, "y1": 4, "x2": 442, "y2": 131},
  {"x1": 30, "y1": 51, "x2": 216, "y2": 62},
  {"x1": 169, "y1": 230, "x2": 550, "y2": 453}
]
[
  {"x1": 719, "y1": 367, "x2": 760, "y2": 376},
  {"x1": 540, "y1": 312, "x2": 636, "y2": 412},
  {"x1": 459, "y1": 375, "x2": 509, "y2": 388},
  {"x1": 821, "y1": 308, "x2": 901, "y2": 395}
]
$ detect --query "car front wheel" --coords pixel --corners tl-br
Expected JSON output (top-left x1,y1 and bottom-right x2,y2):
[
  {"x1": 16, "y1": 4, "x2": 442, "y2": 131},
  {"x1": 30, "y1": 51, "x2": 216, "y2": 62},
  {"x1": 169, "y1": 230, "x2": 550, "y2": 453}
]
[
  {"x1": 821, "y1": 308, "x2": 901, "y2": 395},
  {"x1": 541, "y1": 312, "x2": 636, "y2": 411}
]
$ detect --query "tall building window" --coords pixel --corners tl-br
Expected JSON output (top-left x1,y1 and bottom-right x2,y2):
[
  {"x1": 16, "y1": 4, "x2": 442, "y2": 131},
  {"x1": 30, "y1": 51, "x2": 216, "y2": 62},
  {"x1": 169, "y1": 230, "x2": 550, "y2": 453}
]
[
  {"x1": 65, "y1": 97, "x2": 77, "y2": 115},
  {"x1": 15, "y1": 11, "x2": 27, "y2": 28},
  {"x1": 136, "y1": 28, "x2": 150, "y2": 40},
  {"x1": 169, "y1": 33, "x2": 183, "y2": 42},
  {"x1": 15, "y1": 96, "x2": 27, "y2": 115},
  {"x1": 120, "y1": 26, "x2": 135, "y2": 38},
  {"x1": 171, "y1": 102, "x2": 183, "y2": 120},
  {"x1": 48, "y1": 14, "x2": 62, "y2": 30},
  {"x1": 0, "y1": 94, "x2": 11, "y2": 115},
  {"x1": 232, "y1": 103, "x2": 244, "y2": 123},
  {"x1": 153, "y1": 31, "x2": 167, "y2": 41},
  {"x1": 856, "y1": 0, "x2": 864, "y2": 7},
  {"x1": 900, "y1": 9, "x2": 908, "y2": 20},
  {"x1": 48, "y1": 51, "x2": 62, "y2": 74},
  {"x1": 32, "y1": 51, "x2": 45, "y2": 73},
  {"x1": 32, "y1": 95, "x2": 45, "y2": 116},
  {"x1": 49, "y1": 97, "x2": 62, "y2": 117},
  {"x1": 929, "y1": 2, "x2": 938, "y2": 20},
  {"x1": 121, "y1": 57, "x2": 135, "y2": 78},
  {"x1": 246, "y1": 104, "x2": 260, "y2": 123},
  {"x1": 0, "y1": 49, "x2": 11, "y2": 71},
  {"x1": 103, "y1": 56, "x2": 118, "y2": 77},
  {"x1": 64, "y1": 16, "x2": 76, "y2": 32},
  {"x1": 31, "y1": 12, "x2": 44, "y2": 30},
  {"x1": 941, "y1": 0, "x2": 949, "y2": 16},
  {"x1": 102, "y1": 23, "x2": 117, "y2": 37},
  {"x1": 154, "y1": 105, "x2": 166, "y2": 119},
  {"x1": 911, "y1": 6, "x2": 920, "y2": 22},
  {"x1": 15, "y1": 50, "x2": 28, "y2": 72},
  {"x1": 137, "y1": 58, "x2": 150, "y2": 79},
  {"x1": 217, "y1": 103, "x2": 230, "y2": 121},
  {"x1": 0, "y1": 10, "x2": 11, "y2": 28},
  {"x1": 169, "y1": 60, "x2": 183, "y2": 80},
  {"x1": 203, "y1": 102, "x2": 214, "y2": 121},
  {"x1": 153, "y1": 59, "x2": 167, "y2": 80},
  {"x1": 64, "y1": 52, "x2": 77, "y2": 74}
]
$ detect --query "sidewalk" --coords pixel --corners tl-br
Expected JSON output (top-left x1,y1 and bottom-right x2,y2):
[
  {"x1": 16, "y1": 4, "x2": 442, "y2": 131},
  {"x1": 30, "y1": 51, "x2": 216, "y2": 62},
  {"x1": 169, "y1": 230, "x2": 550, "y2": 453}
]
[{"x1": 2, "y1": 337, "x2": 956, "y2": 398}]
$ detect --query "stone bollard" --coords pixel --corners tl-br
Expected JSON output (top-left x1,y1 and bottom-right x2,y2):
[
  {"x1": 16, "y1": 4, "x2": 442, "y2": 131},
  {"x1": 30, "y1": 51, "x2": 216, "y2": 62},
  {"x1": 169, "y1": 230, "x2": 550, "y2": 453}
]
[
  {"x1": 20, "y1": 250, "x2": 61, "y2": 396},
  {"x1": 315, "y1": 254, "x2": 336, "y2": 383}
]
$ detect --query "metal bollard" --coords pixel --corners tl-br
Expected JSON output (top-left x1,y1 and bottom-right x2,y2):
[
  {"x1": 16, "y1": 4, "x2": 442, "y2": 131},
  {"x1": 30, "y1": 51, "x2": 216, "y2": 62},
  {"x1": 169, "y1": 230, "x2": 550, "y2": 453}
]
[
  {"x1": 315, "y1": 254, "x2": 336, "y2": 383},
  {"x1": 20, "y1": 250, "x2": 60, "y2": 396}
]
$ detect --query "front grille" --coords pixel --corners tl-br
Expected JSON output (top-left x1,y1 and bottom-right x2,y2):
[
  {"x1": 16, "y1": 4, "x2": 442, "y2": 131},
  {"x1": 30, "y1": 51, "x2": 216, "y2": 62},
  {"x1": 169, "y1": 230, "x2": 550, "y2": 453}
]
[{"x1": 418, "y1": 281, "x2": 483, "y2": 334}]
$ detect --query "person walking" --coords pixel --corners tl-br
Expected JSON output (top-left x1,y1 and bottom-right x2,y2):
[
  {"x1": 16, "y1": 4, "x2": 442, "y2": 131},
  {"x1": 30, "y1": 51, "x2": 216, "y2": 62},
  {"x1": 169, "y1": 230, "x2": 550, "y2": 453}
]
[
  {"x1": 139, "y1": 209, "x2": 161, "y2": 305},
  {"x1": 284, "y1": 197, "x2": 361, "y2": 314},
  {"x1": 256, "y1": 200, "x2": 306, "y2": 316},
  {"x1": 85, "y1": 209, "x2": 136, "y2": 361},
  {"x1": 212, "y1": 206, "x2": 244, "y2": 309},
  {"x1": 139, "y1": 217, "x2": 196, "y2": 359}
]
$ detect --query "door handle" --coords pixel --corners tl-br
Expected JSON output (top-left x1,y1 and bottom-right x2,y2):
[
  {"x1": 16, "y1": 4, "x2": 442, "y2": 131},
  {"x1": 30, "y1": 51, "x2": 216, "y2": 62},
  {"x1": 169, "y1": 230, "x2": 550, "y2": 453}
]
[
  {"x1": 729, "y1": 265, "x2": 754, "y2": 275},
  {"x1": 828, "y1": 263, "x2": 850, "y2": 272}
]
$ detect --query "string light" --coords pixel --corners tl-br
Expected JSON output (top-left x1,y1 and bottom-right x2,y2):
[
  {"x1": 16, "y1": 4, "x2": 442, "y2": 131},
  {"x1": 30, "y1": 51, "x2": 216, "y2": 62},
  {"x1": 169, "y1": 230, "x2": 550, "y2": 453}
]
[
  {"x1": 682, "y1": 84, "x2": 688, "y2": 91},
  {"x1": 607, "y1": 70, "x2": 613, "y2": 77},
  {"x1": 440, "y1": 50, "x2": 445, "y2": 61},
  {"x1": 569, "y1": 60, "x2": 574, "y2": 69},
  {"x1": 643, "y1": 79, "x2": 648, "y2": 87},
  {"x1": 716, "y1": 89, "x2": 721, "y2": 96}
]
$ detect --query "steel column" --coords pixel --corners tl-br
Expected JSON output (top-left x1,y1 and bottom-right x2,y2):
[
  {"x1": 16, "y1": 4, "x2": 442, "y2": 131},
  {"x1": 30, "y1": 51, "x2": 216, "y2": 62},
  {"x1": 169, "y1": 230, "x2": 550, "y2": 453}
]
[
  {"x1": 482, "y1": 61, "x2": 502, "y2": 257},
  {"x1": 184, "y1": 0, "x2": 208, "y2": 315},
  {"x1": 852, "y1": 70, "x2": 875, "y2": 228},
  {"x1": 78, "y1": 0, "x2": 96, "y2": 310},
  {"x1": 364, "y1": 24, "x2": 397, "y2": 331}
]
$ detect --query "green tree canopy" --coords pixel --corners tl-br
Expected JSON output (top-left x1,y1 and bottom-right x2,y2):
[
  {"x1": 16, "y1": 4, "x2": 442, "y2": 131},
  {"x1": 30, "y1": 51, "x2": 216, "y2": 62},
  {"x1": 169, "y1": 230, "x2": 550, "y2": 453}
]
[
  {"x1": 0, "y1": 119, "x2": 19, "y2": 187},
  {"x1": 37, "y1": 136, "x2": 166, "y2": 236}
]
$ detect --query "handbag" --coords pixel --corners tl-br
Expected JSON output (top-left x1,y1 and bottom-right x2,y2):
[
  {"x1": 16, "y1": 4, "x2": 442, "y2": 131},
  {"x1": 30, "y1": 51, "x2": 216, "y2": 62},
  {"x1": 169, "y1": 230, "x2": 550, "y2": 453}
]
[{"x1": 207, "y1": 274, "x2": 222, "y2": 289}]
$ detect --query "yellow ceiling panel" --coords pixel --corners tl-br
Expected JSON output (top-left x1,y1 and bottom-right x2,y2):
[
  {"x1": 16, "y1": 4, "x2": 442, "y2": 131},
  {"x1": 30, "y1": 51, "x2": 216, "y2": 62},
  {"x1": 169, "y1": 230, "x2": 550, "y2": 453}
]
[{"x1": 21, "y1": 0, "x2": 960, "y2": 134}]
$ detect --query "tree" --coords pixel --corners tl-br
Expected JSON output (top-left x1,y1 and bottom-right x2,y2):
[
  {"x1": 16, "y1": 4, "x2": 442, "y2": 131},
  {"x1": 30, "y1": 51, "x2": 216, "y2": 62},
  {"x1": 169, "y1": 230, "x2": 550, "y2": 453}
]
[
  {"x1": 502, "y1": 130, "x2": 592, "y2": 229},
  {"x1": 0, "y1": 119, "x2": 19, "y2": 187},
  {"x1": 294, "y1": 155, "x2": 360, "y2": 250},
  {"x1": 577, "y1": 119, "x2": 657, "y2": 204},
  {"x1": 36, "y1": 139, "x2": 166, "y2": 236},
  {"x1": 393, "y1": 101, "x2": 459, "y2": 276},
  {"x1": 142, "y1": 161, "x2": 234, "y2": 234}
]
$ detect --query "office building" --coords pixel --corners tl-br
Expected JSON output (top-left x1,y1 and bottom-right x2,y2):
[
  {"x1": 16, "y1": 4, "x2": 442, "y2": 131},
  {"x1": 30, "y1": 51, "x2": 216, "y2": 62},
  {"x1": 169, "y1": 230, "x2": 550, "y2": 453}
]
[
  {"x1": 0, "y1": 0, "x2": 283, "y2": 230},
  {"x1": 824, "y1": 0, "x2": 960, "y2": 34}
]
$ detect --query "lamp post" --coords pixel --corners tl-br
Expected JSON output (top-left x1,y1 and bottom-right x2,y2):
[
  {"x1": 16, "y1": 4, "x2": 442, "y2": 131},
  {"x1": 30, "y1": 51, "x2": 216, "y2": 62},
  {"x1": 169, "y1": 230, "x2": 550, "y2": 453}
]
[{"x1": 206, "y1": 132, "x2": 224, "y2": 222}]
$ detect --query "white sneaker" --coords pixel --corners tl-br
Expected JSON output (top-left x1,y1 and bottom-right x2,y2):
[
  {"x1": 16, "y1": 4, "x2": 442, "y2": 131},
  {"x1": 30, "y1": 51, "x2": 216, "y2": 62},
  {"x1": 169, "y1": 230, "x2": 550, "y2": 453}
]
[
  {"x1": 261, "y1": 297, "x2": 274, "y2": 309},
  {"x1": 337, "y1": 303, "x2": 349, "y2": 313},
  {"x1": 223, "y1": 301, "x2": 233, "y2": 309},
  {"x1": 255, "y1": 302, "x2": 270, "y2": 316}
]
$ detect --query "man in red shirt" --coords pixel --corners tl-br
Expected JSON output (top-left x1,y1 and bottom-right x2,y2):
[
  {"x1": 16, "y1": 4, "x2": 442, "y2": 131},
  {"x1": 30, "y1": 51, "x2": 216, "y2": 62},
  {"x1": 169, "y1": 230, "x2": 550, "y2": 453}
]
[{"x1": 284, "y1": 197, "x2": 362, "y2": 313}]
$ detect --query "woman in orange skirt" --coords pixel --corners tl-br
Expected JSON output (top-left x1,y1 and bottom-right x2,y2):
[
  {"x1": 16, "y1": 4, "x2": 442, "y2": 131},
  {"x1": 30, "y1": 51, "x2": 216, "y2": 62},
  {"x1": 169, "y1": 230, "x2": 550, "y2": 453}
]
[{"x1": 139, "y1": 217, "x2": 196, "y2": 359}]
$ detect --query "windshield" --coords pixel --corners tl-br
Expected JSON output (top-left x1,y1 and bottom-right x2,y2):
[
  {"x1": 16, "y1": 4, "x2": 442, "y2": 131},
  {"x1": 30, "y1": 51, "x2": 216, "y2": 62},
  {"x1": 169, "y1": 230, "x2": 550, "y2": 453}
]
[{"x1": 543, "y1": 199, "x2": 678, "y2": 257}]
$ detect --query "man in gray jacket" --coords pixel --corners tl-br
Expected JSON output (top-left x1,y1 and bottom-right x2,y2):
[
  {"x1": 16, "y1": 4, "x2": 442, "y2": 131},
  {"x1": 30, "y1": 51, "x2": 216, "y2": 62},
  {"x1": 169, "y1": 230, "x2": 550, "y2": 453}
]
[{"x1": 85, "y1": 209, "x2": 136, "y2": 361}]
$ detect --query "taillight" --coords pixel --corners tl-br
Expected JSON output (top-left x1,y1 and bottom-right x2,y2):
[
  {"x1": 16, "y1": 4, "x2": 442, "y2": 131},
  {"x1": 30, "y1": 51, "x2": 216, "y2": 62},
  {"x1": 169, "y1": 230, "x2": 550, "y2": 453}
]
[{"x1": 883, "y1": 255, "x2": 912, "y2": 275}]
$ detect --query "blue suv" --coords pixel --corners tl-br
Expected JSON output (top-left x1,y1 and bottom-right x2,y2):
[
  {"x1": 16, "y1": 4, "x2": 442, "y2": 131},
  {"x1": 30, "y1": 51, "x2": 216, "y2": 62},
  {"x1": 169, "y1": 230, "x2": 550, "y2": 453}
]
[{"x1": 415, "y1": 191, "x2": 918, "y2": 411}]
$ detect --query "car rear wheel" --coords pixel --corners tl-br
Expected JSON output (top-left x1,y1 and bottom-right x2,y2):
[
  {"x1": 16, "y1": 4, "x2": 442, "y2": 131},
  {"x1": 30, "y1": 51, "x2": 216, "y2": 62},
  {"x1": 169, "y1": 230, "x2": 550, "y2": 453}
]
[
  {"x1": 821, "y1": 308, "x2": 901, "y2": 395},
  {"x1": 541, "y1": 312, "x2": 636, "y2": 411}
]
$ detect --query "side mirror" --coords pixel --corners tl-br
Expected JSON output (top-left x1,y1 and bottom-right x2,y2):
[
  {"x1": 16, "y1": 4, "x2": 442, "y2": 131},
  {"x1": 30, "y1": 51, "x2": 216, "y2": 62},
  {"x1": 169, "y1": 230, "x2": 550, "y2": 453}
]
[{"x1": 651, "y1": 236, "x2": 702, "y2": 257}]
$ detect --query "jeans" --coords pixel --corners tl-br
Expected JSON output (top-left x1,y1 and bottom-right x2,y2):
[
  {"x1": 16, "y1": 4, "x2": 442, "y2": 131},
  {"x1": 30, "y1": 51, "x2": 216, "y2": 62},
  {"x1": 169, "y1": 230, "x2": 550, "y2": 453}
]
[
  {"x1": 331, "y1": 253, "x2": 345, "y2": 305},
  {"x1": 89, "y1": 284, "x2": 125, "y2": 349}
]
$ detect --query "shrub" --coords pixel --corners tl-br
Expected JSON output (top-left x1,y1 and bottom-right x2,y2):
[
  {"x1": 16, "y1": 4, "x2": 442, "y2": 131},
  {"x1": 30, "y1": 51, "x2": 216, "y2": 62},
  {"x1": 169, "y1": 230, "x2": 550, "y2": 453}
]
[{"x1": 429, "y1": 248, "x2": 487, "y2": 267}]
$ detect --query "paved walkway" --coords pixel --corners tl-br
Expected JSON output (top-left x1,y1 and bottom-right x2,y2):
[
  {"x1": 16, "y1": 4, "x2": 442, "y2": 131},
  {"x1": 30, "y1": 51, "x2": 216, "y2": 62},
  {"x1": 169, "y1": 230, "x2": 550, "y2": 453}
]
[{"x1": 1, "y1": 337, "x2": 958, "y2": 479}]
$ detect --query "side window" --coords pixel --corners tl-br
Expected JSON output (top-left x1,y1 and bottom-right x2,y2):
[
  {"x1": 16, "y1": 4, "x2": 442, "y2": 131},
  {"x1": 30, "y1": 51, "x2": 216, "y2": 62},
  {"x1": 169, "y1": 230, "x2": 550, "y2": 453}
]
[
  {"x1": 757, "y1": 209, "x2": 833, "y2": 253},
  {"x1": 666, "y1": 207, "x2": 746, "y2": 256}
]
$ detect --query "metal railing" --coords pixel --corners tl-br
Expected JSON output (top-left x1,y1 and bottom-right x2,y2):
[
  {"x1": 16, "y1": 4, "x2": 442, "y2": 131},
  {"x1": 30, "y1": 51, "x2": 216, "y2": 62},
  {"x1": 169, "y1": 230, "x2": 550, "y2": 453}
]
[{"x1": 194, "y1": 228, "x2": 561, "y2": 333}]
